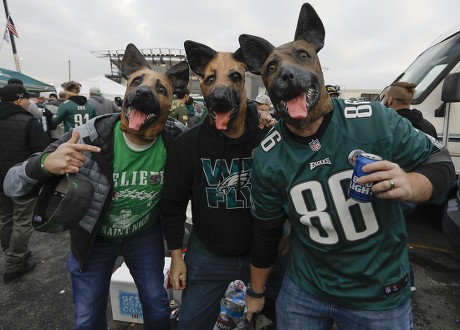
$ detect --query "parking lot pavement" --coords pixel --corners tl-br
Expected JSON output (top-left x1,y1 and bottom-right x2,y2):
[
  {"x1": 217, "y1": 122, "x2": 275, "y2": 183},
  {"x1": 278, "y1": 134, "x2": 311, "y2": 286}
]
[
  {"x1": 405, "y1": 205, "x2": 460, "y2": 329},
  {"x1": 0, "y1": 204, "x2": 459, "y2": 330}
]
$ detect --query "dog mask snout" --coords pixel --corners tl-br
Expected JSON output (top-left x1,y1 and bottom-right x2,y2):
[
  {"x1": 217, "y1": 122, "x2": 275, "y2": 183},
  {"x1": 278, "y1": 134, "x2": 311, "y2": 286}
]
[
  {"x1": 127, "y1": 86, "x2": 150, "y2": 105},
  {"x1": 281, "y1": 68, "x2": 296, "y2": 82},
  {"x1": 208, "y1": 87, "x2": 240, "y2": 111}
]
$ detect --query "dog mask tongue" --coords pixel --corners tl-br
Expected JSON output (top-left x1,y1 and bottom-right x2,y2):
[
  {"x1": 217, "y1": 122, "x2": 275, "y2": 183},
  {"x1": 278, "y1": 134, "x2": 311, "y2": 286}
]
[
  {"x1": 129, "y1": 109, "x2": 146, "y2": 131},
  {"x1": 287, "y1": 93, "x2": 308, "y2": 119},
  {"x1": 215, "y1": 112, "x2": 231, "y2": 130}
]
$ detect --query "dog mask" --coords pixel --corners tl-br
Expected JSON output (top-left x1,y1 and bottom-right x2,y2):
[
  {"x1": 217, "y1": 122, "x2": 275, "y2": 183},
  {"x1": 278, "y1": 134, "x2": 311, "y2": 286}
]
[
  {"x1": 120, "y1": 43, "x2": 189, "y2": 140},
  {"x1": 184, "y1": 40, "x2": 247, "y2": 133},
  {"x1": 238, "y1": 3, "x2": 332, "y2": 129}
]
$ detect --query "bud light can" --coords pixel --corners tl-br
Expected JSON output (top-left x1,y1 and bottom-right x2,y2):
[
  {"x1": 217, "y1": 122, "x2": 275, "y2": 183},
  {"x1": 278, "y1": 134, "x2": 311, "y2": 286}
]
[{"x1": 348, "y1": 153, "x2": 382, "y2": 203}]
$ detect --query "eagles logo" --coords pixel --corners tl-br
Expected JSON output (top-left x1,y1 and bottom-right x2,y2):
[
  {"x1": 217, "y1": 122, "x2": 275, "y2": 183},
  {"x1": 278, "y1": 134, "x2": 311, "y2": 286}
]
[{"x1": 216, "y1": 171, "x2": 251, "y2": 194}]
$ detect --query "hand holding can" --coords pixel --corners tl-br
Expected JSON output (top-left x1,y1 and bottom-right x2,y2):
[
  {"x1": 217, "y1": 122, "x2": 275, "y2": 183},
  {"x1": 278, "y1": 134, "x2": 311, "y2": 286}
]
[{"x1": 348, "y1": 153, "x2": 383, "y2": 203}]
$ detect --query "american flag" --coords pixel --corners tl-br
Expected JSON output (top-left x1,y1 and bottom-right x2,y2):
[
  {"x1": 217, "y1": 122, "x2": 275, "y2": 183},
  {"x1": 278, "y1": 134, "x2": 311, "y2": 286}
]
[{"x1": 6, "y1": 16, "x2": 18, "y2": 38}]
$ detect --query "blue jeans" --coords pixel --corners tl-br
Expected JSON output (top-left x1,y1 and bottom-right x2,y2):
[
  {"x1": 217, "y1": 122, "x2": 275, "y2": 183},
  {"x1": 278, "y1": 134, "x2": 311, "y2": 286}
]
[
  {"x1": 67, "y1": 224, "x2": 170, "y2": 330},
  {"x1": 178, "y1": 250, "x2": 250, "y2": 330},
  {"x1": 276, "y1": 275, "x2": 413, "y2": 330}
]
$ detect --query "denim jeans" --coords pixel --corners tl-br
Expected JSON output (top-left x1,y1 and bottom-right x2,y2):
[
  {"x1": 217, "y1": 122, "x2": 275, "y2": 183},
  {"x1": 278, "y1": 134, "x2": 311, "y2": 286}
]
[
  {"x1": 276, "y1": 275, "x2": 413, "y2": 330},
  {"x1": 67, "y1": 223, "x2": 170, "y2": 330},
  {"x1": 178, "y1": 250, "x2": 250, "y2": 330}
]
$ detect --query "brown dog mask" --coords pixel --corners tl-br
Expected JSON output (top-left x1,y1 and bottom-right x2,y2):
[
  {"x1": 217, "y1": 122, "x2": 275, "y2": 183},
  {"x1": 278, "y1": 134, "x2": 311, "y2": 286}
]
[
  {"x1": 120, "y1": 43, "x2": 189, "y2": 140},
  {"x1": 238, "y1": 3, "x2": 332, "y2": 129},
  {"x1": 184, "y1": 40, "x2": 247, "y2": 134}
]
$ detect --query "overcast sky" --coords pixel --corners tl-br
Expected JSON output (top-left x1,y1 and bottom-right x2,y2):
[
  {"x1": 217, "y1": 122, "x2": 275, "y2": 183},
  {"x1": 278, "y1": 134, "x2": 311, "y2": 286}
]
[{"x1": 0, "y1": 0, "x2": 459, "y2": 93}]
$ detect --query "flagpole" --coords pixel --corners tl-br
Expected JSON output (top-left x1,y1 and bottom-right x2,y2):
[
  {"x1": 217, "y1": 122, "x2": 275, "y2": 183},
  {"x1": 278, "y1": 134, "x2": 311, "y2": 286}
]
[{"x1": 2, "y1": 0, "x2": 20, "y2": 72}]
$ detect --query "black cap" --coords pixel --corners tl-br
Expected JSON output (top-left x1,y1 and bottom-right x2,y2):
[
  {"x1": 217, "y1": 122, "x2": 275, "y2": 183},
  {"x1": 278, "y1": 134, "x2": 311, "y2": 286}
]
[
  {"x1": 0, "y1": 84, "x2": 31, "y2": 102},
  {"x1": 325, "y1": 85, "x2": 339, "y2": 96},
  {"x1": 32, "y1": 173, "x2": 94, "y2": 233}
]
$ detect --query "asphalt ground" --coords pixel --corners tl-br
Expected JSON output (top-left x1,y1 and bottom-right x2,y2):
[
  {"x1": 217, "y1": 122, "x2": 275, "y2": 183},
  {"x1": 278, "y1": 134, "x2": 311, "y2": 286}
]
[{"x1": 1, "y1": 204, "x2": 459, "y2": 330}]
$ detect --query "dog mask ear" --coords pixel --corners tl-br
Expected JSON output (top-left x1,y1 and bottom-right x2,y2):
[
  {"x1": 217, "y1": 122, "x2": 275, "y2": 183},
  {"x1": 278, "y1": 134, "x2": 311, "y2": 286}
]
[
  {"x1": 238, "y1": 34, "x2": 275, "y2": 75},
  {"x1": 121, "y1": 43, "x2": 150, "y2": 79},
  {"x1": 184, "y1": 40, "x2": 217, "y2": 77},
  {"x1": 294, "y1": 3, "x2": 325, "y2": 53},
  {"x1": 165, "y1": 61, "x2": 189, "y2": 93},
  {"x1": 232, "y1": 48, "x2": 245, "y2": 65}
]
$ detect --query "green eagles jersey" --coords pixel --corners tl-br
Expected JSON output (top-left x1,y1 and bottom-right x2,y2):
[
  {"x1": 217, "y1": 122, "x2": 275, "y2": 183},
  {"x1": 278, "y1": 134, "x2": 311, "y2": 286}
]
[
  {"x1": 99, "y1": 122, "x2": 167, "y2": 238},
  {"x1": 52, "y1": 99, "x2": 96, "y2": 132},
  {"x1": 251, "y1": 98, "x2": 445, "y2": 310}
]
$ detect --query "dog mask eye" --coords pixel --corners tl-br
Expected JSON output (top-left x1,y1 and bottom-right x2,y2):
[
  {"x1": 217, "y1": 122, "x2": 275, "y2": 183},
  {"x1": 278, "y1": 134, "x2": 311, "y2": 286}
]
[
  {"x1": 155, "y1": 80, "x2": 167, "y2": 96},
  {"x1": 268, "y1": 64, "x2": 276, "y2": 72},
  {"x1": 299, "y1": 52, "x2": 311, "y2": 59},
  {"x1": 130, "y1": 76, "x2": 143, "y2": 87},
  {"x1": 204, "y1": 75, "x2": 216, "y2": 85},
  {"x1": 230, "y1": 72, "x2": 243, "y2": 83}
]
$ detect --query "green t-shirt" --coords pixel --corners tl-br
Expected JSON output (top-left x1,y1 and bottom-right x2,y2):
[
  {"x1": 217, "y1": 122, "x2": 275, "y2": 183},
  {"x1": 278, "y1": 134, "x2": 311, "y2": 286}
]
[
  {"x1": 251, "y1": 98, "x2": 445, "y2": 310},
  {"x1": 99, "y1": 121, "x2": 167, "y2": 238}
]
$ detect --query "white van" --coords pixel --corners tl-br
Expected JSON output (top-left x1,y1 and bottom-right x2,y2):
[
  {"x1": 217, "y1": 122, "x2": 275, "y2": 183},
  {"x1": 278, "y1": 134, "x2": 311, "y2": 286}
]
[
  {"x1": 391, "y1": 26, "x2": 460, "y2": 256},
  {"x1": 389, "y1": 25, "x2": 460, "y2": 171}
]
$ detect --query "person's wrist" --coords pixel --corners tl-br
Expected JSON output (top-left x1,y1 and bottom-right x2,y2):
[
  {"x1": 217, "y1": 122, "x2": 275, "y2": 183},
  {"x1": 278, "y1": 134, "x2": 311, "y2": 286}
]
[
  {"x1": 40, "y1": 152, "x2": 52, "y2": 175},
  {"x1": 246, "y1": 283, "x2": 265, "y2": 298}
]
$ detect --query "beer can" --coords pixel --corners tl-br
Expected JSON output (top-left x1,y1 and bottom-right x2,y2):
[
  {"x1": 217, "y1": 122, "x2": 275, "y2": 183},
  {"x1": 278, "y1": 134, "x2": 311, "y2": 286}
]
[{"x1": 348, "y1": 153, "x2": 382, "y2": 203}]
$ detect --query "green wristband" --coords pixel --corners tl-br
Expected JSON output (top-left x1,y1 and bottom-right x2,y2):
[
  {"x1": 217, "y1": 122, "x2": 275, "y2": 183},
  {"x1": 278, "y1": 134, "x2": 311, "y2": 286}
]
[{"x1": 40, "y1": 152, "x2": 51, "y2": 175}]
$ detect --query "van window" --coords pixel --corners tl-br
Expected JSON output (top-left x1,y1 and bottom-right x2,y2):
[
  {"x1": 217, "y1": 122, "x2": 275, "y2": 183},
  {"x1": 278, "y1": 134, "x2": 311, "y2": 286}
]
[{"x1": 396, "y1": 32, "x2": 460, "y2": 105}]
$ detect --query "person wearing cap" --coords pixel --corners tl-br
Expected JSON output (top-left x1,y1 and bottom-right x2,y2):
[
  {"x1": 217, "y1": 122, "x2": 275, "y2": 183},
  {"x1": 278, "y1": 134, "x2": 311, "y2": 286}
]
[
  {"x1": 87, "y1": 86, "x2": 120, "y2": 116},
  {"x1": 48, "y1": 93, "x2": 58, "y2": 103},
  {"x1": 7, "y1": 78, "x2": 43, "y2": 120},
  {"x1": 170, "y1": 87, "x2": 190, "y2": 126},
  {"x1": 254, "y1": 94, "x2": 271, "y2": 113},
  {"x1": 255, "y1": 94, "x2": 279, "y2": 122},
  {"x1": 325, "y1": 84, "x2": 340, "y2": 98},
  {"x1": 0, "y1": 84, "x2": 49, "y2": 283},
  {"x1": 52, "y1": 81, "x2": 96, "y2": 132}
]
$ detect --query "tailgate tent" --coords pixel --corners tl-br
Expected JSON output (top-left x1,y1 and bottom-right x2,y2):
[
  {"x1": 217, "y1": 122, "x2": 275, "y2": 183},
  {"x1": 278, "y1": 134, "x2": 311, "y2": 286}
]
[
  {"x1": 0, "y1": 67, "x2": 56, "y2": 94},
  {"x1": 79, "y1": 75, "x2": 126, "y2": 101}
]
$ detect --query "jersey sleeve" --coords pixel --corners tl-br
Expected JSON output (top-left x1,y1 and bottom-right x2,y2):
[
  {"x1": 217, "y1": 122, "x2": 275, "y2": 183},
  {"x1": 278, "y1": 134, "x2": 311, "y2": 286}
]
[
  {"x1": 250, "y1": 143, "x2": 286, "y2": 268},
  {"x1": 375, "y1": 102, "x2": 444, "y2": 171},
  {"x1": 251, "y1": 147, "x2": 286, "y2": 222},
  {"x1": 52, "y1": 103, "x2": 67, "y2": 125}
]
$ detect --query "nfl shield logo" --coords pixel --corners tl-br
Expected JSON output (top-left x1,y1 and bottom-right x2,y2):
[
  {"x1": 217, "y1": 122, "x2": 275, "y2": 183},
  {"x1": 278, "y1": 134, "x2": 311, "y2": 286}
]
[
  {"x1": 309, "y1": 139, "x2": 321, "y2": 151},
  {"x1": 149, "y1": 173, "x2": 161, "y2": 185}
]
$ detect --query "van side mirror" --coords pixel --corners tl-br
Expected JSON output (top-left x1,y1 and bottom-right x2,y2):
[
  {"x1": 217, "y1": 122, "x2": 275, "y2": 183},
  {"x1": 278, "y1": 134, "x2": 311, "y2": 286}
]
[
  {"x1": 435, "y1": 102, "x2": 446, "y2": 117},
  {"x1": 440, "y1": 72, "x2": 460, "y2": 145},
  {"x1": 442, "y1": 72, "x2": 460, "y2": 103}
]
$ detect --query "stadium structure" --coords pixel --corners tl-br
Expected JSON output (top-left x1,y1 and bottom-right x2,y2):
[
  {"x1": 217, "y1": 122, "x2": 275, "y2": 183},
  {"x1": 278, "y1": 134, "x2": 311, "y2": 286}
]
[{"x1": 91, "y1": 47, "x2": 264, "y2": 100}]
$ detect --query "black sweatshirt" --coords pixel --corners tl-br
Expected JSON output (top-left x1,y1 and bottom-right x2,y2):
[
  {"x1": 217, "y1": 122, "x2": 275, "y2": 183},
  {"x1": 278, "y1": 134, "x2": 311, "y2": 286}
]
[
  {"x1": 396, "y1": 108, "x2": 438, "y2": 139},
  {"x1": 161, "y1": 103, "x2": 269, "y2": 257}
]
